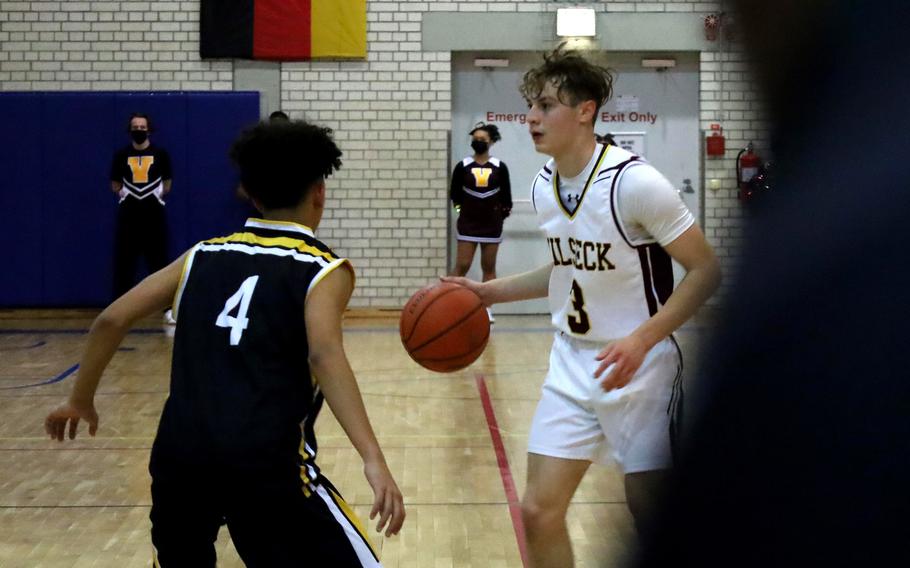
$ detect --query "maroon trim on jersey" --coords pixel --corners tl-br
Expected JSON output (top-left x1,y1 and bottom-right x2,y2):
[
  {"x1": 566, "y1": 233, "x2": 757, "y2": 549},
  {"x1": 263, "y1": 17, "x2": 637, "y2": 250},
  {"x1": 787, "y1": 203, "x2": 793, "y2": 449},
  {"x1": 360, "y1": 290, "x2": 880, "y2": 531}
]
[
  {"x1": 638, "y1": 246, "x2": 660, "y2": 316},
  {"x1": 637, "y1": 243, "x2": 674, "y2": 317},
  {"x1": 666, "y1": 335, "x2": 684, "y2": 465},
  {"x1": 532, "y1": 173, "x2": 548, "y2": 214},
  {"x1": 650, "y1": 243, "x2": 674, "y2": 304},
  {"x1": 607, "y1": 157, "x2": 643, "y2": 249}
]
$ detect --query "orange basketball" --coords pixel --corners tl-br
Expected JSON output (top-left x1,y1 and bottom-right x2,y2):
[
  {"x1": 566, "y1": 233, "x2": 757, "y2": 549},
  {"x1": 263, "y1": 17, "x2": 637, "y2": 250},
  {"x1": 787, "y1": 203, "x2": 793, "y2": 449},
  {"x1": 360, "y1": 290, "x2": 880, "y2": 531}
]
[{"x1": 400, "y1": 282, "x2": 490, "y2": 373}]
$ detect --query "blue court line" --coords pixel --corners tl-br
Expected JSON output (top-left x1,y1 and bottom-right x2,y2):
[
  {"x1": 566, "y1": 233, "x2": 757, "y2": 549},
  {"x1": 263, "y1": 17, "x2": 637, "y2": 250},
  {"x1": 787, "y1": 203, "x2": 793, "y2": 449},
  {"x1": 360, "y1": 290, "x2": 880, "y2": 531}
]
[
  {"x1": 0, "y1": 340, "x2": 46, "y2": 350},
  {"x1": 0, "y1": 363, "x2": 79, "y2": 391},
  {"x1": 0, "y1": 329, "x2": 163, "y2": 335}
]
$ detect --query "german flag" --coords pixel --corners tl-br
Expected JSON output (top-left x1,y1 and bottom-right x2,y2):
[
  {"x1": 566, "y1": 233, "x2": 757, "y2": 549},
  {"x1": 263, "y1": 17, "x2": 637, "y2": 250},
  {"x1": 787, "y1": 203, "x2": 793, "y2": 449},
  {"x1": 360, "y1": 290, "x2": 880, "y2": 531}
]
[{"x1": 200, "y1": 0, "x2": 366, "y2": 60}]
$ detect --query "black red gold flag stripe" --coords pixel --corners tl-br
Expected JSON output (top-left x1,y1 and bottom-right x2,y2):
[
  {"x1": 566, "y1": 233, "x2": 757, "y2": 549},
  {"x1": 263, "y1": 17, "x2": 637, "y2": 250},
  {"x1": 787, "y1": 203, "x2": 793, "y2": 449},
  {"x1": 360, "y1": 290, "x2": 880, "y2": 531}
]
[{"x1": 200, "y1": 0, "x2": 366, "y2": 61}]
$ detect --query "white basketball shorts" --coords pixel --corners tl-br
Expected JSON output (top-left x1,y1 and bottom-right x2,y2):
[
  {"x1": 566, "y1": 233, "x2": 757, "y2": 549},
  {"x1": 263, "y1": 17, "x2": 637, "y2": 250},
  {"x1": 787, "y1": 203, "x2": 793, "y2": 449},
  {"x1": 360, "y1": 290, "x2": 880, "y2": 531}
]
[{"x1": 527, "y1": 331, "x2": 682, "y2": 473}]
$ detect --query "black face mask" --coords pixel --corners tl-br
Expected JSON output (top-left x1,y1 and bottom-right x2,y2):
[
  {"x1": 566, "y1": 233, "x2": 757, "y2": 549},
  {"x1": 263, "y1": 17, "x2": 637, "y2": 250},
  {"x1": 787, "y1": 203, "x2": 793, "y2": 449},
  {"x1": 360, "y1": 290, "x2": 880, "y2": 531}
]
[
  {"x1": 130, "y1": 130, "x2": 149, "y2": 144},
  {"x1": 471, "y1": 140, "x2": 489, "y2": 154}
]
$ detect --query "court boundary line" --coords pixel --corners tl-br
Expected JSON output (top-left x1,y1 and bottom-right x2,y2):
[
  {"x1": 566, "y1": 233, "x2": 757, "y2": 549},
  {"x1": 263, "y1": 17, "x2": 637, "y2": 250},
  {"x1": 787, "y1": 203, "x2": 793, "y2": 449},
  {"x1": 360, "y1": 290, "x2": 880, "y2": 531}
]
[
  {"x1": 0, "y1": 340, "x2": 46, "y2": 350},
  {"x1": 0, "y1": 363, "x2": 78, "y2": 391},
  {"x1": 475, "y1": 373, "x2": 529, "y2": 568}
]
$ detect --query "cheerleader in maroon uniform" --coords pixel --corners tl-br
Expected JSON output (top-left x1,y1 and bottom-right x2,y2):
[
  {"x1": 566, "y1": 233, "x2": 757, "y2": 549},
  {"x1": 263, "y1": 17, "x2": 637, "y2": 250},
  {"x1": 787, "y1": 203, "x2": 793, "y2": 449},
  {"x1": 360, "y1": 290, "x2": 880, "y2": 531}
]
[{"x1": 450, "y1": 123, "x2": 512, "y2": 320}]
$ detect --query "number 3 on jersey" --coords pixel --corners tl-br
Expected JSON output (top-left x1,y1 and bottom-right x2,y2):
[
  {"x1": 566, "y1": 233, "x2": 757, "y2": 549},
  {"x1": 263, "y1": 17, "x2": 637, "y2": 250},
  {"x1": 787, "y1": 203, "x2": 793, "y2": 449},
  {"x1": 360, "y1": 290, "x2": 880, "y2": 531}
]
[
  {"x1": 567, "y1": 279, "x2": 591, "y2": 334},
  {"x1": 216, "y1": 275, "x2": 260, "y2": 345}
]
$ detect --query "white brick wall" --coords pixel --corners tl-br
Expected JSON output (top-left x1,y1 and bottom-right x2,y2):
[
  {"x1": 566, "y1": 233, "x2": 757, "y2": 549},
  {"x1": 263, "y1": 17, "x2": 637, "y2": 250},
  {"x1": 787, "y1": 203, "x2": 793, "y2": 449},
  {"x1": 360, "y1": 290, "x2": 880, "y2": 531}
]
[
  {"x1": 1, "y1": 0, "x2": 766, "y2": 307},
  {"x1": 700, "y1": 48, "x2": 770, "y2": 299},
  {"x1": 0, "y1": 1, "x2": 231, "y2": 91},
  {"x1": 282, "y1": 2, "x2": 453, "y2": 307}
]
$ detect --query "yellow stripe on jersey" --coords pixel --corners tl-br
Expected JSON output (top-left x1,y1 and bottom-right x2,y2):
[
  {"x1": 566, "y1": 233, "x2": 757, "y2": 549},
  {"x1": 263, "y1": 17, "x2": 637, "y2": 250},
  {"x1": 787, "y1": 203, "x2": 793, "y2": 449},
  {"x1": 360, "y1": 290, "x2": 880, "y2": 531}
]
[
  {"x1": 308, "y1": 258, "x2": 356, "y2": 298},
  {"x1": 171, "y1": 245, "x2": 200, "y2": 319},
  {"x1": 326, "y1": 486, "x2": 379, "y2": 559},
  {"x1": 298, "y1": 441, "x2": 313, "y2": 498},
  {"x1": 203, "y1": 232, "x2": 337, "y2": 262},
  {"x1": 554, "y1": 144, "x2": 612, "y2": 221}
]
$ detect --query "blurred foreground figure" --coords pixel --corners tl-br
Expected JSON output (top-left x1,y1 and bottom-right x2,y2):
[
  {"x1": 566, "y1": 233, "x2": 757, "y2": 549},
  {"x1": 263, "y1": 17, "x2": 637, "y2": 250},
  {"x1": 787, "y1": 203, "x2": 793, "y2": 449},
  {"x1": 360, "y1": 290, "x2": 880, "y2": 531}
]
[{"x1": 637, "y1": 2, "x2": 910, "y2": 566}]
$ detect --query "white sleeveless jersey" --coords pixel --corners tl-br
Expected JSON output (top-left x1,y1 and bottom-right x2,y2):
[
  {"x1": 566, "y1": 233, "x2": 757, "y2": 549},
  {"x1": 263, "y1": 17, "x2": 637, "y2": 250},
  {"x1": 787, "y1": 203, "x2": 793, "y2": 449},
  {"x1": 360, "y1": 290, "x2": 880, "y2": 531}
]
[{"x1": 532, "y1": 144, "x2": 677, "y2": 342}]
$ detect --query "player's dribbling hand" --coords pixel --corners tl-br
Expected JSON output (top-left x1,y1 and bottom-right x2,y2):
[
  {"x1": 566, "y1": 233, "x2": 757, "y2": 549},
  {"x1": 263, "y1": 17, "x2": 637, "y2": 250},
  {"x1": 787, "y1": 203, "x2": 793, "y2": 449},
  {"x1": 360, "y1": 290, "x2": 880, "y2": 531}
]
[
  {"x1": 45, "y1": 398, "x2": 99, "y2": 441},
  {"x1": 439, "y1": 276, "x2": 491, "y2": 306},
  {"x1": 594, "y1": 335, "x2": 649, "y2": 391},
  {"x1": 364, "y1": 458, "x2": 406, "y2": 537}
]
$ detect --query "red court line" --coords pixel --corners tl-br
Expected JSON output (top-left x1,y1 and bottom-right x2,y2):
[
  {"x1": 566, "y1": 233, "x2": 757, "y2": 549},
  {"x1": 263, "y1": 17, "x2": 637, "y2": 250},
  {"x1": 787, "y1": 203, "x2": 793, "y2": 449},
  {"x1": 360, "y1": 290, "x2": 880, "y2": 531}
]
[{"x1": 475, "y1": 373, "x2": 529, "y2": 568}]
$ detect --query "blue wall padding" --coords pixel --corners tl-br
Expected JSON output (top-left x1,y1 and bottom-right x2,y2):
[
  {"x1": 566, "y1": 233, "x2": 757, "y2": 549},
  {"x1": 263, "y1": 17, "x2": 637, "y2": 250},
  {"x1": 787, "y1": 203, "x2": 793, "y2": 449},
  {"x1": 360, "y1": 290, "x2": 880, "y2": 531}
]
[
  {"x1": 0, "y1": 94, "x2": 44, "y2": 305},
  {"x1": 0, "y1": 91, "x2": 260, "y2": 307},
  {"x1": 41, "y1": 93, "x2": 118, "y2": 305},
  {"x1": 185, "y1": 93, "x2": 258, "y2": 243}
]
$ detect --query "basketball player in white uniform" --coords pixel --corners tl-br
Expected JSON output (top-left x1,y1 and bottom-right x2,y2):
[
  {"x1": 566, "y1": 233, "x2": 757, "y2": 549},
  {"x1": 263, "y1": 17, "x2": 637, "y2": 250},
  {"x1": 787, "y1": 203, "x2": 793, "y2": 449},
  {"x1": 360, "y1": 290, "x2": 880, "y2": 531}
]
[{"x1": 445, "y1": 47, "x2": 721, "y2": 566}]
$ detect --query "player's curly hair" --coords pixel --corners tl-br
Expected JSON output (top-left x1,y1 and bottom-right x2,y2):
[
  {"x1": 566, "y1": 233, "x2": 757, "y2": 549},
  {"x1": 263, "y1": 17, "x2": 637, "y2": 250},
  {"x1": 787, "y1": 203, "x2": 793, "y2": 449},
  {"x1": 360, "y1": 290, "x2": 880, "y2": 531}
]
[
  {"x1": 520, "y1": 44, "x2": 614, "y2": 125},
  {"x1": 230, "y1": 120, "x2": 343, "y2": 210},
  {"x1": 469, "y1": 122, "x2": 501, "y2": 143}
]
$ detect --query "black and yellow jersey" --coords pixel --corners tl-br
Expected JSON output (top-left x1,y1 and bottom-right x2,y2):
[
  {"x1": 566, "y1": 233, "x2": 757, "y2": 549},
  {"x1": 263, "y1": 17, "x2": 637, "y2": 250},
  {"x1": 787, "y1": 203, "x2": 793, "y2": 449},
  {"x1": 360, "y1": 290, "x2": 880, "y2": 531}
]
[
  {"x1": 109, "y1": 144, "x2": 172, "y2": 202},
  {"x1": 150, "y1": 218, "x2": 352, "y2": 488}
]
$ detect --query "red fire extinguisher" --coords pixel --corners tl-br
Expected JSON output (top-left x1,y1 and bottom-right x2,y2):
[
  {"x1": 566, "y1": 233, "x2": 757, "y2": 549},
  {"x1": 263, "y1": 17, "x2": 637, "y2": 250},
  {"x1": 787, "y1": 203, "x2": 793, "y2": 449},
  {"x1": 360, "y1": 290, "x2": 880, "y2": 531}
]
[{"x1": 736, "y1": 142, "x2": 761, "y2": 201}]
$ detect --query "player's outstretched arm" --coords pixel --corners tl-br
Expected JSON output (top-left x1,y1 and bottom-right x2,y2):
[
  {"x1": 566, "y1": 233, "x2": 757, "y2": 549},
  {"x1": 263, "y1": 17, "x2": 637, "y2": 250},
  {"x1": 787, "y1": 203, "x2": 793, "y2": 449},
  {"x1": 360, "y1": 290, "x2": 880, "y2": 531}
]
[
  {"x1": 441, "y1": 262, "x2": 552, "y2": 306},
  {"x1": 305, "y1": 266, "x2": 405, "y2": 537},
  {"x1": 596, "y1": 224, "x2": 721, "y2": 390},
  {"x1": 45, "y1": 253, "x2": 188, "y2": 441}
]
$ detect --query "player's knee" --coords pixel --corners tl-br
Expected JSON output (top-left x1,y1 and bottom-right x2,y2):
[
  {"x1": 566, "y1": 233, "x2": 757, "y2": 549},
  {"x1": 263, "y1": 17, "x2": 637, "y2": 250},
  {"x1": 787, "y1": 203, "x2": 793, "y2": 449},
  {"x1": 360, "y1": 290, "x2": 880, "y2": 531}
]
[
  {"x1": 521, "y1": 498, "x2": 565, "y2": 535},
  {"x1": 480, "y1": 258, "x2": 496, "y2": 275}
]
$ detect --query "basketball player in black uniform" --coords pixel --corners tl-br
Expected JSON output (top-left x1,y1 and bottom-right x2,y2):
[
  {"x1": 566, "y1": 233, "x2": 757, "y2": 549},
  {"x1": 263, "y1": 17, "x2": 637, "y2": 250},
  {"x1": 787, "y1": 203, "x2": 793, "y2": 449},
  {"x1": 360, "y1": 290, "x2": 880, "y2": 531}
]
[
  {"x1": 46, "y1": 120, "x2": 405, "y2": 567},
  {"x1": 110, "y1": 113, "x2": 173, "y2": 301},
  {"x1": 450, "y1": 123, "x2": 512, "y2": 321}
]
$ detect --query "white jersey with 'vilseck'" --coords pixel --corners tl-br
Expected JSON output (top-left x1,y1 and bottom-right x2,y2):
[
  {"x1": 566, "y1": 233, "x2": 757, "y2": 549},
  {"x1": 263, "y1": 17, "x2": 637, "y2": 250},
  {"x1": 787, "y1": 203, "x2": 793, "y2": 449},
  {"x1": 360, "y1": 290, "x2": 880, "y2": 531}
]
[{"x1": 531, "y1": 144, "x2": 694, "y2": 343}]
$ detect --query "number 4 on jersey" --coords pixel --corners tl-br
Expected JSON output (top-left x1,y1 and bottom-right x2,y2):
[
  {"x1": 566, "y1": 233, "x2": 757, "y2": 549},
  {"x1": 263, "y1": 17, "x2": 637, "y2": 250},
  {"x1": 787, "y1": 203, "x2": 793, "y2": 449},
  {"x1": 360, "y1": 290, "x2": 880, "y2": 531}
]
[{"x1": 216, "y1": 275, "x2": 260, "y2": 345}]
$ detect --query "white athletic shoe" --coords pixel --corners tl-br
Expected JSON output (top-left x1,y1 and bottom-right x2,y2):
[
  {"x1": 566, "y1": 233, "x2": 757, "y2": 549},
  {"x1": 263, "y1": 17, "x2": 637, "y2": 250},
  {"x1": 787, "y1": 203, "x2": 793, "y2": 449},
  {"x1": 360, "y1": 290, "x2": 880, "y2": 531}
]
[
  {"x1": 163, "y1": 309, "x2": 176, "y2": 325},
  {"x1": 486, "y1": 307, "x2": 495, "y2": 324}
]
